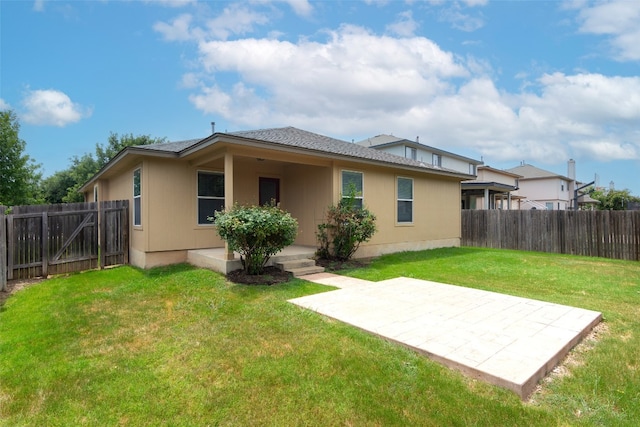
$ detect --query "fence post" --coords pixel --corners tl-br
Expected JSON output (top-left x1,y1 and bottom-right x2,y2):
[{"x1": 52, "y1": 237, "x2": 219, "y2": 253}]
[
  {"x1": 100, "y1": 201, "x2": 106, "y2": 269},
  {"x1": 41, "y1": 211, "x2": 49, "y2": 277},
  {"x1": 1, "y1": 206, "x2": 6, "y2": 291}
]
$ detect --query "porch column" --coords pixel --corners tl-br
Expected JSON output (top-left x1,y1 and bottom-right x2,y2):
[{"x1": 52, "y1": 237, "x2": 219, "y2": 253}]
[
  {"x1": 483, "y1": 188, "x2": 489, "y2": 209},
  {"x1": 224, "y1": 152, "x2": 235, "y2": 261},
  {"x1": 507, "y1": 192, "x2": 512, "y2": 210}
]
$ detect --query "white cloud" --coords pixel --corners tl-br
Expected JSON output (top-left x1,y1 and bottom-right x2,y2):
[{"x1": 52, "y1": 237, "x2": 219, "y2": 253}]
[
  {"x1": 156, "y1": 4, "x2": 640, "y2": 168},
  {"x1": 154, "y1": 4, "x2": 269, "y2": 42},
  {"x1": 21, "y1": 89, "x2": 92, "y2": 127},
  {"x1": 576, "y1": 0, "x2": 640, "y2": 61},
  {"x1": 144, "y1": 0, "x2": 196, "y2": 7},
  {"x1": 153, "y1": 13, "x2": 199, "y2": 41},
  {"x1": 192, "y1": 25, "x2": 467, "y2": 131},
  {"x1": 205, "y1": 4, "x2": 269, "y2": 40},
  {"x1": 386, "y1": 10, "x2": 419, "y2": 37},
  {"x1": 0, "y1": 98, "x2": 10, "y2": 110},
  {"x1": 33, "y1": 0, "x2": 45, "y2": 12},
  {"x1": 438, "y1": 3, "x2": 485, "y2": 32},
  {"x1": 282, "y1": 0, "x2": 313, "y2": 17}
]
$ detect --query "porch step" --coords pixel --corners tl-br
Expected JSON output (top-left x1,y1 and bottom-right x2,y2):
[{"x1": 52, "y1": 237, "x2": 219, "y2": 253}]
[{"x1": 276, "y1": 259, "x2": 325, "y2": 277}]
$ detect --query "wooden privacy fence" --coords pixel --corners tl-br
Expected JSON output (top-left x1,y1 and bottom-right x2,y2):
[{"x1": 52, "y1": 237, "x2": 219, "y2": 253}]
[
  {"x1": 1, "y1": 200, "x2": 129, "y2": 290},
  {"x1": 462, "y1": 209, "x2": 640, "y2": 261}
]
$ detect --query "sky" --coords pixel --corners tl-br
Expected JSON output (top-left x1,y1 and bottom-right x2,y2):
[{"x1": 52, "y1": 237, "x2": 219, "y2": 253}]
[{"x1": 1, "y1": 0, "x2": 639, "y2": 195}]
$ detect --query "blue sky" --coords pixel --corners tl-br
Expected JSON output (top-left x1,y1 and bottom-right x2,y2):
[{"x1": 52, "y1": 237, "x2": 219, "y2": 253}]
[{"x1": 2, "y1": 0, "x2": 639, "y2": 195}]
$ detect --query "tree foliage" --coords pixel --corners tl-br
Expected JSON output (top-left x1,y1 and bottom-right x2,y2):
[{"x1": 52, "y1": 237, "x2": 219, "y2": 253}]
[
  {"x1": 590, "y1": 188, "x2": 640, "y2": 210},
  {"x1": 42, "y1": 132, "x2": 165, "y2": 203},
  {"x1": 0, "y1": 110, "x2": 42, "y2": 206},
  {"x1": 316, "y1": 188, "x2": 377, "y2": 261},
  {"x1": 213, "y1": 204, "x2": 299, "y2": 275}
]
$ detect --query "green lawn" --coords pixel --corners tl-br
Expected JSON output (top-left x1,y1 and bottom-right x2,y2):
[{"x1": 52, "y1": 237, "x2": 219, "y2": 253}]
[{"x1": 1, "y1": 247, "x2": 638, "y2": 426}]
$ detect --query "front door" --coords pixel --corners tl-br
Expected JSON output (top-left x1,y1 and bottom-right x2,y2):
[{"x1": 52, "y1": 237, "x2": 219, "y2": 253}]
[{"x1": 259, "y1": 177, "x2": 280, "y2": 206}]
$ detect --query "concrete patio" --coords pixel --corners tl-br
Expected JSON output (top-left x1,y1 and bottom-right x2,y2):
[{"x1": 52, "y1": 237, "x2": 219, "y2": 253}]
[{"x1": 289, "y1": 273, "x2": 602, "y2": 400}]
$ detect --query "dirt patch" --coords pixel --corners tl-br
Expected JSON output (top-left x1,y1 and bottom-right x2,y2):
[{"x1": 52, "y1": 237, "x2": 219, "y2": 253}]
[
  {"x1": 0, "y1": 278, "x2": 46, "y2": 307},
  {"x1": 528, "y1": 321, "x2": 609, "y2": 403},
  {"x1": 226, "y1": 266, "x2": 292, "y2": 286}
]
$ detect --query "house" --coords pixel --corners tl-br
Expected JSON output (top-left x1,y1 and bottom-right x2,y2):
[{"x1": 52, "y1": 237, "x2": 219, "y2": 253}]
[
  {"x1": 507, "y1": 161, "x2": 577, "y2": 210},
  {"x1": 461, "y1": 166, "x2": 523, "y2": 210},
  {"x1": 80, "y1": 127, "x2": 475, "y2": 272},
  {"x1": 356, "y1": 134, "x2": 482, "y2": 176}
]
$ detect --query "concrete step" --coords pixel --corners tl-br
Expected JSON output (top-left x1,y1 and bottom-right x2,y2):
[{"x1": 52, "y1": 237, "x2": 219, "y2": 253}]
[
  {"x1": 276, "y1": 258, "x2": 317, "y2": 271},
  {"x1": 287, "y1": 265, "x2": 326, "y2": 277}
]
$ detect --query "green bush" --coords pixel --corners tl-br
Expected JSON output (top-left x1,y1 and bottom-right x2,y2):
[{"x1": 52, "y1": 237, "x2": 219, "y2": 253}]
[
  {"x1": 317, "y1": 190, "x2": 377, "y2": 261},
  {"x1": 212, "y1": 204, "x2": 298, "y2": 275}
]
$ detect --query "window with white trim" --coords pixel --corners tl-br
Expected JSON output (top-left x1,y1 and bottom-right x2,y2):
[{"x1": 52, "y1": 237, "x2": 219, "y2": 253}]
[
  {"x1": 133, "y1": 168, "x2": 141, "y2": 226},
  {"x1": 432, "y1": 153, "x2": 442, "y2": 167},
  {"x1": 341, "y1": 170, "x2": 363, "y2": 209},
  {"x1": 197, "y1": 171, "x2": 225, "y2": 224},
  {"x1": 397, "y1": 177, "x2": 413, "y2": 223}
]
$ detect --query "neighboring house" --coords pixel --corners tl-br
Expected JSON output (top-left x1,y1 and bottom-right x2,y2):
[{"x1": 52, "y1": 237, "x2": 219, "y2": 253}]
[
  {"x1": 356, "y1": 134, "x2": 482, "y2": 176},
  {"x1": 461, "y1": 166, "x2": 523, "y2": 210},
  {"x1": 81, "y1": 127, "x2": 475, "y2": 271},
  {"x1": 507, "y1": 161, "x2": 577, "y2": 210}
]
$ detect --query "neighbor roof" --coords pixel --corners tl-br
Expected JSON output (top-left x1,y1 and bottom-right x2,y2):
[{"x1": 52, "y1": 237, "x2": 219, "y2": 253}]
[
  {"x1": 507, "y1": 164, "x2": 572, "y2": 181},
  {"x1": 357, "y1": 134, "x2": 482, "y2": 165}
]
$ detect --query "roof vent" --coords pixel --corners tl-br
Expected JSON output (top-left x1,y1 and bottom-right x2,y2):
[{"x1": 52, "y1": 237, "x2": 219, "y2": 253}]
[{"x1": 211, "y1": 121, "x2": 216, "y2": 134}]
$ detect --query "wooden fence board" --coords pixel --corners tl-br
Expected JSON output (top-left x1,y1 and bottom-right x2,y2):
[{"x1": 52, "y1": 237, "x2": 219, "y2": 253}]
[
  {"x1": 2, "y1": 201, "x2": 129, "y2": 282},
  {"x1": 0, "y1": 206, "x2": 6, "y2": 291},
  {"x1": 462, "y1": 210, "x2": 640, "y2": 261}
]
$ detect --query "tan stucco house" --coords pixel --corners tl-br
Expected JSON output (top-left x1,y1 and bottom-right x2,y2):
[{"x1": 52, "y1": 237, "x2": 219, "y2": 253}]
[{"x1": 81, "y1": 127, "x2": 475, "y2": 272}]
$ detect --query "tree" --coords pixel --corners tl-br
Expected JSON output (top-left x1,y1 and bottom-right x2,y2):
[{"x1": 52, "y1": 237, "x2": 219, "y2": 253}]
[
  {"x1": 316, "y1": 187, "x2": 377, "y2": 261},
  {"x1": 590, "y1": 188, "x2": 640, "y2": 210},
  {"x1": 41, "y1": 132, "x2": 165, "y2": 203},
  {"x1": 213, "y1": 203, "x2": 298, "y2": 275},
  {"x1": 0, "y1": 110, "x2": 42, "y2": 206}
]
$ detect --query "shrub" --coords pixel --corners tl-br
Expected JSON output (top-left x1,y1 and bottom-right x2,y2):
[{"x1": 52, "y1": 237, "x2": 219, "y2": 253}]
[
  {"x1": 212, "y1": 203, "x2": 298, "y2": 275},
  {"x1": 316, "y1": 189, "x2": 377, "y2": 261}
]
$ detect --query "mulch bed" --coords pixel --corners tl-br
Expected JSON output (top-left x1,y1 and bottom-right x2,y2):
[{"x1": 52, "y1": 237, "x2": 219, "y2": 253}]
[
  {"x1": 226, "y1": 266, "x2": 293, "y2": 285},
  {"x1": 226, "y1": 258, "x2": 372, "y2": 285}
]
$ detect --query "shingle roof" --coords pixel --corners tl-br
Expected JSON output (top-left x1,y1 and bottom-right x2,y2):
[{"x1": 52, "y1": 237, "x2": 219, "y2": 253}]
[
  {"x1": 507, "y1": 164, "x2": 570, "y2": 180},
  {"x1": 137, "y1": 138, "x2": 202, "y2": 153},
  {"x1": 135, "y1": 126, "x2": 469, "y2": 176}
]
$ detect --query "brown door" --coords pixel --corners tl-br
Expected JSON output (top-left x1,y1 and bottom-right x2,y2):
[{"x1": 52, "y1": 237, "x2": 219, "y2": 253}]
[{"x1": 259, "y1": 177, "x2": 280, "y2": 206}]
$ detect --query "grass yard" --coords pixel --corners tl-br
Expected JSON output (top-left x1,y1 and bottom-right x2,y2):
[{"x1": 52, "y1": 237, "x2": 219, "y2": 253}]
[{"x1": 1, "y1": 247, "x2": 639, "y2": 426}]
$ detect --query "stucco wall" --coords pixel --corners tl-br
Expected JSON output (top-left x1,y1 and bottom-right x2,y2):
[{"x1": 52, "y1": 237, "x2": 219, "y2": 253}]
[{"x1": 94, "y1": 148, "x2": 463, "y2": 268}]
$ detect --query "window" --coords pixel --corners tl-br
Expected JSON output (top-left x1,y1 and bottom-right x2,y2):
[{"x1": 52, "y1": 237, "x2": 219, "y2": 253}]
[
  {"x1": 432, "y1": 153, "x2": 442, "y2": 167},
  {"x1": 405, "y1": 146, "x2": 417, "y2": 160},
  {"x1": 561, "y1": 183, "x2": 565, "y2": 191},
  {"x1": 198, "y1": 171, "x2": 225, "y2": 224},
  {"x1": 341, "y1": 170, "x2": 363, "y2": 209},
  {"x1": 133, "y1": 168, "x2": 141, "y2": 226},
  {"x1": 545, "y1": 202, "x2": 554, "y2": 210},
  {"x1": 397, "y1": 177, "x2": 413, "y2": 223},
  {"x1": 469, "y1": 163, "x2": 476, "y2": 175},
  {"x1": 93, "y1": 185, "x2": 98, "y2": 202}
]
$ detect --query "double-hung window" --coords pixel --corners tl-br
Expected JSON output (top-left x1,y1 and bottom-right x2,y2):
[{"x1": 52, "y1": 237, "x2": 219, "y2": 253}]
[
  {"x1": 432, "y1": 153, "x2": 442, "y2": 167},
  {"x1": 405, "y1": 146, "x2": 417, "y2": 160},
  {"x1": 197, "y1": 171, "x2": 225, "y2": 225},
  {"x1": 341, "y1": 170, "x2": 363, "y2": 209},
  {"x1": 397, "y1": 177, "x2": 413, "y2": 223},
  {"x1": 133, "y1": 168, "x2": 141, "y2": 226}
]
